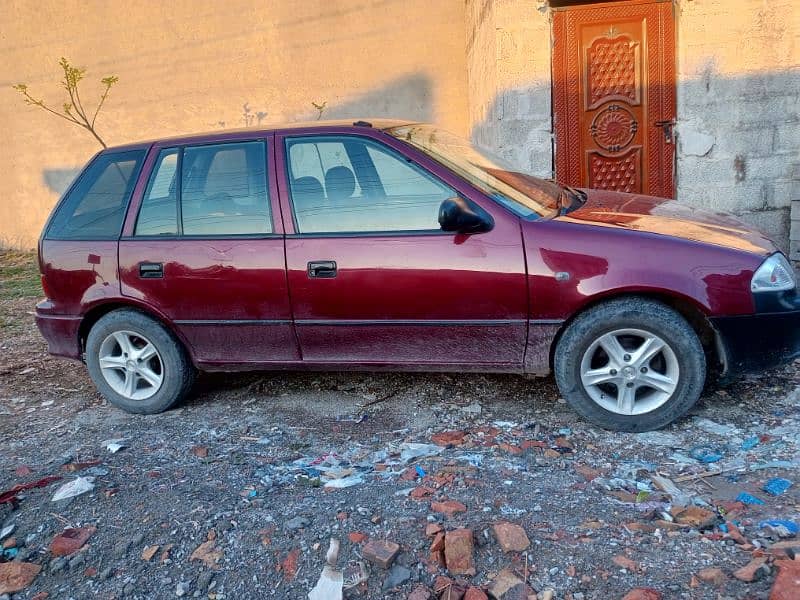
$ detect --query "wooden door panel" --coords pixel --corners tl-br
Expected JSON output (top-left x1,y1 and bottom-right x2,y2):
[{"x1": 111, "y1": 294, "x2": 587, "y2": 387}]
[{"x1": 553, "y1": 1, "x2": 676, "y2": 198}]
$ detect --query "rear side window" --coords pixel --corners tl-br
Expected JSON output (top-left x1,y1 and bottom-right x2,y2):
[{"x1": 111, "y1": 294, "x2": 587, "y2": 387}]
[
  {"x1": 46, "y1": 150, "x2": 145, "y2": 240},
  {"x1": 134, "y1": 141, "x2": 271, "y2": 237}
]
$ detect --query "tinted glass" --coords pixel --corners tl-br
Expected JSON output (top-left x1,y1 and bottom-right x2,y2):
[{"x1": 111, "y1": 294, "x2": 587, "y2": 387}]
[
  {"x1": 47, "y1": 150, "x2": 145, "y2": 239},
  {"x1": 135, "y1": 149, "x2": 178, "y2": 236},
  {"x1": 286, "y1": 136, "x2": 453, "y2": 233},
  {"x1": 181, "y1": 141, "x2": 271, "y2": 235}
]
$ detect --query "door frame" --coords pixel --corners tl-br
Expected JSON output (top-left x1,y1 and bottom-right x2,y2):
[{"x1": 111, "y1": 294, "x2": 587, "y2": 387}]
[{"x1": 551, "y1": 0, "x2": 677, "y2": 197}]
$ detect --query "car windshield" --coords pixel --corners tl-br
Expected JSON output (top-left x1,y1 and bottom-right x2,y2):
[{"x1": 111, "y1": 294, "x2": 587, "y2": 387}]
[{"x1": 385, "y1": 124, "x2": 562, "y2": 219}]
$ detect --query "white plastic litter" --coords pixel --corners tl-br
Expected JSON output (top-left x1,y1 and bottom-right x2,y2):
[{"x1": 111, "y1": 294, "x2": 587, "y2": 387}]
[
  {"x1": 323, "y1": 474, "x2": 365, "y2": 489},
  {"x1": 399, "y1": 443, "x2": 441, "y2": 463},
  {"x1": 103, "y1": 439, "x2": 127, "y2": 453},
  {"x1": 51, "y1": 476, "x2": 95, "y2": 502},
  {"x1": 0, "y1": 524, "x2": 14, "y2": 540},
  {"x1": 308, "y1": 538, "x2": 343, "y2": 600}
]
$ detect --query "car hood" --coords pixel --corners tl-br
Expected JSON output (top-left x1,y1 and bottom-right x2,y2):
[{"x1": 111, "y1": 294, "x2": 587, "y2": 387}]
[{"x1": 557, "y1": 189, "x2": 777, "y2": 256}]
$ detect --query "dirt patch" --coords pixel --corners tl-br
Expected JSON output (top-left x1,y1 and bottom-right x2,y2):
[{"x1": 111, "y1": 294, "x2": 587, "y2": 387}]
[{"x1": 1, "y1": 251, "x2": 798, "y2": 599}]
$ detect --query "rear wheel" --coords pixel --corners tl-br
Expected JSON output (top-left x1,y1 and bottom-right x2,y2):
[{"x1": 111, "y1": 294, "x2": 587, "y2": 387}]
[
  {"x1": 86, "y1": 309, "x2": 195, "y2": 414},
  {"x1": 554, "y1": 297, "x2": 705, "y2": 431}
]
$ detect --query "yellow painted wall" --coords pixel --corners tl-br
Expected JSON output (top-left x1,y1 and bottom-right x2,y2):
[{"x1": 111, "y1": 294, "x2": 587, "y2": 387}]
[{"x1": 1, "y1": 0, "x2": 469, "y2": 247}]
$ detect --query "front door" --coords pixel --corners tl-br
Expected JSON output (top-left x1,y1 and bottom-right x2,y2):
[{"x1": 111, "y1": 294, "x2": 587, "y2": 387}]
[
  {"x1": 552, "y1": 0, "x2": 676, "y2": 197},
  {"x1": 275, "y1": 129, "x2": 528, "y2": 368},
  {"x1": 119, "y1": 136, "x2": 299, "y2": 367}
]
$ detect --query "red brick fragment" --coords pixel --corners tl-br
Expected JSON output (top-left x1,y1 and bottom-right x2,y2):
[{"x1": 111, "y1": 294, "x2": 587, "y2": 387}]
[
  {"x1": 50, "y1": 526, "x2": 96, "y2": 557},
  {"x1": 622, "y1": 589, "x2": 661, "y2": 600},
  {"x1": 431, "y1": 500, "x2": 466, "y2": 517},
  {"x1": 362, "y1": 539, "x2": 400, "y2": 569},
  {"x1": 444, "y1": 529, "x2": 475, "y2": 576},
  {"x1": 492, "y1": 522, "x2": 530, "y2": 552},
  {"x1": 770, "y1": 560, "x2": 800, "y2": 600},
  {"x1": 431, "y1": 431, "x2": 466, "y2": 446},
  {"x1": 348, "y1": 532, "x2": 367, "y2": 544}
]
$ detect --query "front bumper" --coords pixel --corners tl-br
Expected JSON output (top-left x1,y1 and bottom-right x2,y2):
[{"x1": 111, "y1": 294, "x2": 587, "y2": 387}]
[
  {"x1": 35, "y1": 300, "x2": 82, "y2": 361},
  {"x1": 711, "y1": 299, "x2": 800, "y2": 377}
]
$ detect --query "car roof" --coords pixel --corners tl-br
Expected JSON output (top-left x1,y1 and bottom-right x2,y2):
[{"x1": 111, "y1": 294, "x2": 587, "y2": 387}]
[{"x1": 104, "y1": 119, "x2": 415, "y2": 152}]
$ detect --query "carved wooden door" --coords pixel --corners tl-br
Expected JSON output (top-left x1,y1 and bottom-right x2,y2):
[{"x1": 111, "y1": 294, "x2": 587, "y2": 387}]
[{"x1": 552, "y1": 1, "x2": 676, "y2": 197}]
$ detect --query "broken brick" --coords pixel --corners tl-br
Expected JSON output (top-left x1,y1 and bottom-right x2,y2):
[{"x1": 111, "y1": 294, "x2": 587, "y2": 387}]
[
  {"x1": 673, "y1": 506, "x2": 717, "y2": 530},
  {"x1": 621, "y1": 589, "x2": 661, "y2": 600},
  {"x1": 488, "y1": 568, "x2": 526, "y2": 600},
  {"x1": 492, "y1": 522, "x2": 530, "y2": 552},
  {"x1": 425, "y1": 523, "x2": 443, "y2": 537},
  {"x1": 498, "y1": 443, "x2": 522, "y2": 455},
  {"x1": 279, "y1": 548, "x2": 300, "y2": 581},
  {"x1": 348, "y1": 532, "x2": 367, "y2": 544},
  {"x1": 464, "y1": 586, "x2": 488, "y2": 600},
  {"x1": 50, "y1": 526, "x2": 96, "y2": 557},
  {"x1": 444, "y1": 529, "x2": 475, "y2": 576},
  {"x1": 191, "y1": 445, "x2": 208, "y2": 458},
  {"x1": 363, "y1": 539, "x2": 400, "y2": 569},
  {"x1": 141, "y1": 545, "x2": 159, "y2": 561},
  {"x1": 733, "y1": 556, "x2": 770, "y2": 582},
  {"x1": 431, "y1": 500, "x2": 466, "y2": 517},
  {"x1": 0, "y1": 562, "x2": 41, "y2": 595},
  {"x1": 434, "y1": 576, "x2": 466, "y2": 599},
  {"x1": 724, "y1": 521, "x2": 747, "y2": 545},
  {"x1": 696, "y1": 567, "x2": 726, "y2": 586},
  {"x1": 432, "y1": 430, "x2": 466, "y2": 446},
  {"x1": 613, "y1": 555, "x2": 641, "y2": 573},
  {"x1": 189, "y1": 539, "x2": 223, "y2": 570},
  {"x1": 770, "y1": 560, "x2": 800, "y2": 600},
  {"x1": 411, "y1": 486, "x2": 435, "y2": 500},
  {"x1": 430, "y1": 531, "x2": 445, "y2": 553}
]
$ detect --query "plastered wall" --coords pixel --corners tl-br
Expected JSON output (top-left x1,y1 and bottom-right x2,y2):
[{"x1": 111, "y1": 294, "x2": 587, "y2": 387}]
[{"x1": 1, "y1": 0, "x2": 469, "y2": 247}]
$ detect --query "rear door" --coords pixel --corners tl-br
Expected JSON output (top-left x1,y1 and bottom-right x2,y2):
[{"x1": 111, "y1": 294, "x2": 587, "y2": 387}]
[
  {"x1": 119, "y1": 134, "x2": 299, "y2": 367},
  {"x1": 276, "y1": 129, "x2": 528, "y2": 368}
]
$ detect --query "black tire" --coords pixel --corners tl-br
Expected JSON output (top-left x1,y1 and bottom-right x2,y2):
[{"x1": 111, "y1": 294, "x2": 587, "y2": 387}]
[
  {"x1": 85, "y1": 309, "x2": 196, "y2": 414},
  {"x1": 554, "y1": 297, "x2": 705, "y2": 432}
]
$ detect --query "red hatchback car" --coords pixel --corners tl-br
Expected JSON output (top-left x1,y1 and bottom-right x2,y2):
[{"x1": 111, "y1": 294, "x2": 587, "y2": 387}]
[{"x1": 36, "y1": 120, "x2": 799, "y2": 431}]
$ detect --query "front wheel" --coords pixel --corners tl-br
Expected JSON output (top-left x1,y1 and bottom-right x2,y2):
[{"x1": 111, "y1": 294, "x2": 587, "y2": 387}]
[
  {"x1": 85, "y1": 309, "x2": 196, "y2": 414},
  {"x1": 554, "y1": 297, "x2": 706, "y2": 432}
]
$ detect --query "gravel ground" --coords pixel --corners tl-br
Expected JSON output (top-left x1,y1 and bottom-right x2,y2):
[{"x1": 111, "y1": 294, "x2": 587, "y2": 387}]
[{"x1": 1, "y1": 260, "x2": 799, "y2": 600}]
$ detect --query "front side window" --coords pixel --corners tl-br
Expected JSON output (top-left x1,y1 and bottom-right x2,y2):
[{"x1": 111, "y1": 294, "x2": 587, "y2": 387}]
[
  {"x1": 286, "y1": 136, "x2": 454, "y2": 234},
  {"x1": 134, "y1": 141, "x2": 271, "y2": 237},
  {"x1": 385, "y1": 124, "x2": 562, "y2": 219},
  {"x1": 47, "y1": 149, "x2": 145, "y2": 240}
]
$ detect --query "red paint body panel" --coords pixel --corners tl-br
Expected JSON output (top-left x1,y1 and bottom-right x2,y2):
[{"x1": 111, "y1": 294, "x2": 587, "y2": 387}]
[
  {"x1": 275, "y1": 127, "x2": 528, "y2": 366},
  {"x1": 35, "y1": 121, "x2": 782, "y2": 378},
  {"x1": 118, "y1": 239, "x2": 299, "y2": 364}
]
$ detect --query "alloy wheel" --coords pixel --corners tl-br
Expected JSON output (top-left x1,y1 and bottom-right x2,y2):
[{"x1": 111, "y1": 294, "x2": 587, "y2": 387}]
[
  {"x1": 98, "y1": 330, "x2": 164, "y2": 400},
  {"x1": 579, "y1": 328, "x2": 679, "y2": 416}
]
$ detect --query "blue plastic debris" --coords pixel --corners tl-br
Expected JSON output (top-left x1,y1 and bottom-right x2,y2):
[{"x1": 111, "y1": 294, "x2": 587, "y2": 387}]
[
  {"x1": 741, "y1": 436, "x2": 760, "y2": 451},
  {"x1": 719, "y1": 523, "x2": 729, "y2": 533},
  {"x1": 763, "y1": 478, "x2": 792, "y2": 496},
  {"x1": 415, "y1": 465, "x2": 426, "y2": 478},
  {"x1": 736, "y1": 492, "x2": 765, "y2": 505},
  {"x1": 759, "y1": 520, "x2": 799, "y2": 535},
  {"x1": 690, "y1": 445, "x2": 724, "y2": 464}
]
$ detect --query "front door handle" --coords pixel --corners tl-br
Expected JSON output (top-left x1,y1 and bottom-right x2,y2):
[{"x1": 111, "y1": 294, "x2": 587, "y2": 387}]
[
  {"x1": 307, "y1": 260, "x2": 337, "y2": 278},
  {"x1": 139, "y1": 262, "x2": 163, "y2": 279}
]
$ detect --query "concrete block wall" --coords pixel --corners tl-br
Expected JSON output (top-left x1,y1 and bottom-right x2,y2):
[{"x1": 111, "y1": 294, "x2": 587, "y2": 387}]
[
  {"x1": 675, "y1": 0, "x2": 800, "y2": 253},
  {"x1": 465, "y1": 0, "x2": 553, "y2": 178},
  {"x1": 791, "y1": 163, "x2": 800, "y2": 261}
]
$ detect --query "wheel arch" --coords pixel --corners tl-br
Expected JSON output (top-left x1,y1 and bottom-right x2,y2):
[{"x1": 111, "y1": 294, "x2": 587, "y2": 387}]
[
  {"x1": 548, "y1": 289, "x2": 720, "y2": 374},
  {"x1": 78, "y1": 300, "x2": 196, "y2": 364}
]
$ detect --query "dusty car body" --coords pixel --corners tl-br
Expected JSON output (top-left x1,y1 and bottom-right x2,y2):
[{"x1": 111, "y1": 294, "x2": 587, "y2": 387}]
[{"x1": 36, "y1": 120, "x2": 799, "y2": 431}]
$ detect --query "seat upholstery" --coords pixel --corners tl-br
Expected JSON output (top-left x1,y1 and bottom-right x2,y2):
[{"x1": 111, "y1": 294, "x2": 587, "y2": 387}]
[{"x1": 324, "y1": 166, "x2": 356, "y2": 201}]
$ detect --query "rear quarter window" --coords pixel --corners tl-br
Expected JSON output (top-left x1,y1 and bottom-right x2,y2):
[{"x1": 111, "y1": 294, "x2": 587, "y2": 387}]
[{"x1": 46, "y1": 149, "x2": 145, "y2": 240}]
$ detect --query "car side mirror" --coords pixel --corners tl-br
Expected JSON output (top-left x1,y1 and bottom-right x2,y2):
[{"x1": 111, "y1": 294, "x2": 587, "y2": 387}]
[{"x1": 438, "y1": 196, "x2": 494, "y2": 234}]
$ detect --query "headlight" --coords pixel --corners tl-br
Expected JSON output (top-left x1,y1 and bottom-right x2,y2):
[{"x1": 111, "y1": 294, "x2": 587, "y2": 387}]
[{"x1": 751, "y1": 253, "x2": 796, "y2": 293}]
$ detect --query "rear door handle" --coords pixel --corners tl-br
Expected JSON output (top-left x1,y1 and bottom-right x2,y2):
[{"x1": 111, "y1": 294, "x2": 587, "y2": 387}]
[
  {"x1": 139, "y1": 262, "x2": 163, "y2": 279},
  {"x1": 307, "y1": 260, "x2": 337, "y2": 278}
]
